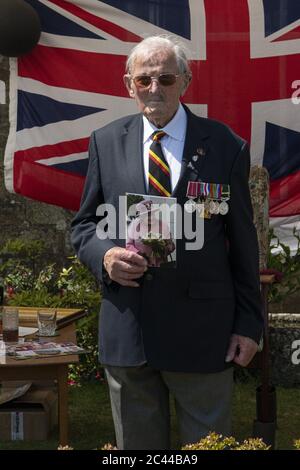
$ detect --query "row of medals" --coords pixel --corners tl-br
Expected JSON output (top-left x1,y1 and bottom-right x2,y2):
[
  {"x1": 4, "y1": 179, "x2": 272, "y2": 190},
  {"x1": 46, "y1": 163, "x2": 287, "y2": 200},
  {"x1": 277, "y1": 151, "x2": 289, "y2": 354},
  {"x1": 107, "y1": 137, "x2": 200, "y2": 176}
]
[{"x1": 185, "y1": 197, "x2": 229, "y2": 218}]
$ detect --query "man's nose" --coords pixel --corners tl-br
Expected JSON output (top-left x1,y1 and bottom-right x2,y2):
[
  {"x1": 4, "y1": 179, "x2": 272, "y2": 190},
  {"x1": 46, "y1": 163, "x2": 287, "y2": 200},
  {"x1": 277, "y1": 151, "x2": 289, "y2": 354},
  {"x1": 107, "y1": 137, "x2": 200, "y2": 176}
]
[{"x1": 148, "y1": 78, "x2": 160, "y2": 92}]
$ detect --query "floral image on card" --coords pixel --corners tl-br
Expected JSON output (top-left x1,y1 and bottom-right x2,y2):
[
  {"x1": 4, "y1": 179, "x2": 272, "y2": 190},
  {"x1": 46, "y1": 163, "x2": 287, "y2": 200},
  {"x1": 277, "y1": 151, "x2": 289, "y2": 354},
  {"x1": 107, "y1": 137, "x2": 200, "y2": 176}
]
[{"x1": 125, "y1": 193, "x2": 177, "y2": 268}]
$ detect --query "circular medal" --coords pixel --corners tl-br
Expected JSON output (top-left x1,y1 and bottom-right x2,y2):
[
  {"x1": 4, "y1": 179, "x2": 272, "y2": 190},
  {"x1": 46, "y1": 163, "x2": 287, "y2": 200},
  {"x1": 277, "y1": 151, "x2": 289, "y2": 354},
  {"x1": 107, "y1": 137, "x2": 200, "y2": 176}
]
[
  {"x1": 185, "y1": 199, "x2": 196, "y2": 213},
  {"x1": 209, "y1": 200, "x2": 218, "y2": 214},
  {"x1": 204, "y1": 198, "x2": 210, "y2": 211},
  {"x1": 219, "y1": 201, "x2": 229, "y2": 215},
  {"x1": 196, "y1": 203, "x2": 205, "y2": 218}
]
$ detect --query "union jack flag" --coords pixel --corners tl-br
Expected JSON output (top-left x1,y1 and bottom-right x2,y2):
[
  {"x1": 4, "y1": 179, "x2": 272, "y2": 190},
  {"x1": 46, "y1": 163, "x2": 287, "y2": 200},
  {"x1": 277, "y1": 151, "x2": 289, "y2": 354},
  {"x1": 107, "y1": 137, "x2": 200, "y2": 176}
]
[{"x1": 4, "y1": 0, "x2": 300, "y2": 238}]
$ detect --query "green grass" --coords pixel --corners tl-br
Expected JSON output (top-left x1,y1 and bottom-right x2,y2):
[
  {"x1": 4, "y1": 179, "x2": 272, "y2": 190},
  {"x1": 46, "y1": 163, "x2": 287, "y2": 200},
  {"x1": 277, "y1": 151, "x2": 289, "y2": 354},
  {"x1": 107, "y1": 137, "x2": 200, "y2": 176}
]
[{"x1": 0, "y1": 377, "x2": 299, "y2": 450}]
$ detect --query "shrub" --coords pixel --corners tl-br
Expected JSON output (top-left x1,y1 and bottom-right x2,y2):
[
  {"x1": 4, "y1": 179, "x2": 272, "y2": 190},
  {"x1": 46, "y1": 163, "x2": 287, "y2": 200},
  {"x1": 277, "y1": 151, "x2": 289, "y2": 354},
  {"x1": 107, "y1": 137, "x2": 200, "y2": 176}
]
[
  {"x1": 0, "y1": 238, "x2": 101, "y2": 384},
  {"x1": 181, "y1": 432, "x2": 270, "y2": 450},
  {"x1": 267, "y1": 228, "x2": 300, "y2": 303}
]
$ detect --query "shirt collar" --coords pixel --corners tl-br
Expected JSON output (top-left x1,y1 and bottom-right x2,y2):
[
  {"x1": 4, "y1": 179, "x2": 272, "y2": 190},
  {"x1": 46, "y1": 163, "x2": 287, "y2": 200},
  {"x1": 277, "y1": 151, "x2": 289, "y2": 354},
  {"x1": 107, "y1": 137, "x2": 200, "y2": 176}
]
[{"x1": 143, "y1": 103, "x2": 187, "y2": 143}]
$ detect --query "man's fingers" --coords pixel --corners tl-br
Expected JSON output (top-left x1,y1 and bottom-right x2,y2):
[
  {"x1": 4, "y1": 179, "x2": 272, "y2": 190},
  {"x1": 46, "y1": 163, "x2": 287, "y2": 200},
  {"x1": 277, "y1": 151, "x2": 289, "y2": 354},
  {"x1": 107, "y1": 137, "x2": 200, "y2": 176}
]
[
  {"x1": 110, "y1": 264, "x2": 146, "y2": 285},
  {"x1": 118, "y1": 260, "x2": 147, "y2": 274},
  {"x1": 119, "y1": 269, "x2": 145, "y2": 280},
  {"x1": 121, "y1": 251, "x2": 148, "y2": 268},
  {"x1": 225, "y1": 336, "x2": 239, "y2": 363},
  {"x1": 104, "y1": 247, "x2": 147, "y2": 272},
  {"x1": 103, "y1": 247, "x2": 148, "y2": 286},
  {"x1": 233, "y1": 353, "x2": 252, "y2": 367},
  {"x1": 230, "y1": 335, "x2": 258, "y2": 367},
  {"x1": 233, "y1": 348, "x2": 257, "y2": 367}
]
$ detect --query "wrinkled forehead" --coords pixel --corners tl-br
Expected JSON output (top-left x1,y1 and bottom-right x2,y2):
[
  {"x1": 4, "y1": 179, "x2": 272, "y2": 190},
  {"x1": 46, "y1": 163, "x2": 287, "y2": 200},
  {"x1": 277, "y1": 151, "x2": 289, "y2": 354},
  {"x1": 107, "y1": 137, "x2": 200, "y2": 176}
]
[{"x1": 131, "y1": 49, "x2": 179, "y2": 74}]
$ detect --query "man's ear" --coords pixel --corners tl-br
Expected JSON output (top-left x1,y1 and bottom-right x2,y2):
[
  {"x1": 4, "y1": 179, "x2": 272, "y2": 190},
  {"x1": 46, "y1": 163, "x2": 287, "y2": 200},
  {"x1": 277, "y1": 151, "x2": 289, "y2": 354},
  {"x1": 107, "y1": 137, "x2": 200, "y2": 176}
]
[
  {"x1": 123, "y1": 74, "x2": 135, "y2": 98},
  {"x1": 181, "y1": 73, "x2": 192, "y2": 97}
]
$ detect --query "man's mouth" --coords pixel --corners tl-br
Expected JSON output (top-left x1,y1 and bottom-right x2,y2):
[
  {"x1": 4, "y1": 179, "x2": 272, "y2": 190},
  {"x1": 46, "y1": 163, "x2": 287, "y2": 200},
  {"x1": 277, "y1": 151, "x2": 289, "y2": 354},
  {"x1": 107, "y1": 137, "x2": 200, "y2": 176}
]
[{"x1": 147, "y1": 99, "x2": 163, "y2": 104}]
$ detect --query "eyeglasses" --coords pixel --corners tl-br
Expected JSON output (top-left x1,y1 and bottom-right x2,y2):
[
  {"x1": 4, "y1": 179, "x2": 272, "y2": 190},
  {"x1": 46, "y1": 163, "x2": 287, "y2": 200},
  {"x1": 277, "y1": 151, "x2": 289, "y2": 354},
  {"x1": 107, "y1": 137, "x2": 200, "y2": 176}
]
[{"x1": 131, "y1": 73, "x2": 182, "y2": 89}]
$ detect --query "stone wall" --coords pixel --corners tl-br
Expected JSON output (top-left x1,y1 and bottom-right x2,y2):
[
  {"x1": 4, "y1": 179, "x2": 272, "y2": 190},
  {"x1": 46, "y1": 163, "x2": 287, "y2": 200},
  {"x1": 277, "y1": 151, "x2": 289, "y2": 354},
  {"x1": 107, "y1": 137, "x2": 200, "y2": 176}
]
[
  {"x1": 0, "y1": 55, "x2": 74, "y2": 265},
  {"x1": 269, "y1": 314, "x2": 300, "y2": 387}
]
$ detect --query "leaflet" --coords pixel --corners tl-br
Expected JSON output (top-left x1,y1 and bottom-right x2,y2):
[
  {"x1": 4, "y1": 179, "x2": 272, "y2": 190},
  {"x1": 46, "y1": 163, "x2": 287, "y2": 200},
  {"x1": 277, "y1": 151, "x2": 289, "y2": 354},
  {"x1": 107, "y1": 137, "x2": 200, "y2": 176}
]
[
  {"x1": 6, "y1": 341, "x2": 86, "y2": 360},
  {"x1": 125, "y1": 193, "x2": 177, "y2": 268}
]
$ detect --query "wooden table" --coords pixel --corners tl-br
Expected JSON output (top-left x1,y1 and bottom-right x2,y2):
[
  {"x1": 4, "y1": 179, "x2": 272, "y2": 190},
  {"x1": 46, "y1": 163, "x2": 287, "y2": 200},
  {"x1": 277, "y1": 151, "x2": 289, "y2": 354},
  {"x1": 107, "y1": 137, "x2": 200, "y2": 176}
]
[{"x1": 0, "y1": 321, "x2": 81, "y2": 446}]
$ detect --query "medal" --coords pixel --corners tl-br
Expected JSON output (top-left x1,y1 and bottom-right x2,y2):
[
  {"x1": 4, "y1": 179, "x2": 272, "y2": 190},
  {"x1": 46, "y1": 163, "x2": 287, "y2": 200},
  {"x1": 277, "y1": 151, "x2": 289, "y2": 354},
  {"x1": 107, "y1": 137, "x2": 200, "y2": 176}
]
[
  {"x1": 186, "y1": 181, "x2": 201, "y2": 198},
  {"x1": 185, "y1": 181, "x2": 201, "y2": 213},
  {"x1": 203, "y1": 199, "x2": 211, "y2": 219},
  {"x1": 186, "y1": 181, "x2": 230, "y2": 218},
  {"x1": 196, "y1": 202, "x2": 205, "y2": 218},
  {"x1": 185, "y1": 199, "x2": 196, "y2": 213},
  {"x1": 214, "y1": 201, "x2": 220, "y2": 214},
  {"x1": 209, "y1": 200, "x2": 219, "y2": 214},
  {"x1": 219, "y1": 184, "x2": 230, "y2": 216},
  {"x1": 219, "y1": 200, "x2": 229, "y2": 215}
]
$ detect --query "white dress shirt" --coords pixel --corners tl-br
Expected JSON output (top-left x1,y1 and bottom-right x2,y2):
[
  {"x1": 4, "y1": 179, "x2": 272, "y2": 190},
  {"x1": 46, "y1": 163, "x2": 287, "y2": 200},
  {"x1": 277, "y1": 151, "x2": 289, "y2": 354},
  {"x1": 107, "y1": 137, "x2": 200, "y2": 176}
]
[{"x1": 142, "y1": 103, "x2": 187, "y2": 193}]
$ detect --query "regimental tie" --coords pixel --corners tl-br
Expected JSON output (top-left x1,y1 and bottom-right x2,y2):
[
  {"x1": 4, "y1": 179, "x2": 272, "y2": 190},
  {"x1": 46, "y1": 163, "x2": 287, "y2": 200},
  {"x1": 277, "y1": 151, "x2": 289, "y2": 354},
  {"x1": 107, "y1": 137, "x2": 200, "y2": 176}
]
[{"x1": 148, "y1": 131, "x2": 172, "y2": 197}]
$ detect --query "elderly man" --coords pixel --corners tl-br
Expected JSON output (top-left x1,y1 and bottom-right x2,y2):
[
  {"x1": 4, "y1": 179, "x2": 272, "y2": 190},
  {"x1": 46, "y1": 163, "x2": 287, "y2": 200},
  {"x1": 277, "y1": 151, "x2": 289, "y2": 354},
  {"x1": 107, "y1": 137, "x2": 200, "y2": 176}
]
[{"x1": 71, "y1": 36, "x2": 263, "y2": 450}]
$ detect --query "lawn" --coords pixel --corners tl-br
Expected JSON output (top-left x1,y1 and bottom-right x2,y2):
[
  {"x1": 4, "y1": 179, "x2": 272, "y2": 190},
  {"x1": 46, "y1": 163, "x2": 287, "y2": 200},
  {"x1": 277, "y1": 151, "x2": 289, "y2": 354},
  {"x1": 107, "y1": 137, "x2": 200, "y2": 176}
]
[{"x1": 0, "y1": 376, "x2": 299, "y2": 450}]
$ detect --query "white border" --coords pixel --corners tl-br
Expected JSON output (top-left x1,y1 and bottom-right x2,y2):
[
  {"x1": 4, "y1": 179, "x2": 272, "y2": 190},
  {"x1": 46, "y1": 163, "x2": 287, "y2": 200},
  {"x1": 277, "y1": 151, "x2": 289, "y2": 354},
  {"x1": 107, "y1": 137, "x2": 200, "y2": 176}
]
[{"x1": 4, "y1": 58, "x2": 18, "y2": 193}]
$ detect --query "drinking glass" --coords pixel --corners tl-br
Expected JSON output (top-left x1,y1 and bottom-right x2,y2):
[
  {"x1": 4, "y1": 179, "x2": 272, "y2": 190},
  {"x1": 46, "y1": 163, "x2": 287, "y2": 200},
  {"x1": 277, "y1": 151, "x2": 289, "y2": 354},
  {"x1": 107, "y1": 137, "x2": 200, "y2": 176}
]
[
  {"x1": 2, "y1": 307, "x2": 19, "y2": 342},
  {"x1": 37, "y1": 309, "x2": 57, "y2": 336}
]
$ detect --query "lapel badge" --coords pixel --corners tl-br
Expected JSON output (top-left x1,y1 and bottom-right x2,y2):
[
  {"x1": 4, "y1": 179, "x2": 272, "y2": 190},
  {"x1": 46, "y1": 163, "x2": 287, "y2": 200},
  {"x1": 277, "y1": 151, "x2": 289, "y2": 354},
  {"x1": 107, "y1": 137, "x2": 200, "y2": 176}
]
[
  {"x1": 192, "y1": 155, "x2": 198, "y2": 162},
  {"x1": 196, "y1": 147, "x2": 206, "y2": 157}
]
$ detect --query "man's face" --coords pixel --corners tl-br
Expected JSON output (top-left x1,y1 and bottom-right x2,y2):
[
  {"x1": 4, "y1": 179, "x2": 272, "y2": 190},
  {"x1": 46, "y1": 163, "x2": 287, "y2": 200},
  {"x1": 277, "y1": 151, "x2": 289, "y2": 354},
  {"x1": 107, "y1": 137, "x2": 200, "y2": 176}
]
[{"x1": 124, "y1": 50, "x2": 191, "y2": 128}]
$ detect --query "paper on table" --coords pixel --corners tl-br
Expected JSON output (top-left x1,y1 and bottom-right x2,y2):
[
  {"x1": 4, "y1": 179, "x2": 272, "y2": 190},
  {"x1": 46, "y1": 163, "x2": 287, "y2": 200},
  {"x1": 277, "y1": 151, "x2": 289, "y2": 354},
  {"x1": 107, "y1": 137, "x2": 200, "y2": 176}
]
[
  {"x1": 7, "y1": 341, "x2": 86, "y2": 360},
  {"x1": 18, "y1": 326, "x2": 38, "y2": 337},
  {"x1": 0, "y1": 381, "x2": 32, "y2": 405}
]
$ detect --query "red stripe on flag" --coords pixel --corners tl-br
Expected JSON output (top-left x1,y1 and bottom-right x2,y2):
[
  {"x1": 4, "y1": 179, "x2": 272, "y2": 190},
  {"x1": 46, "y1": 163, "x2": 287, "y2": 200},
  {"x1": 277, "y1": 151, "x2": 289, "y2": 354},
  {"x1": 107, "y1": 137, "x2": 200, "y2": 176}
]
[
  {"x1": 13, "y1": 158, "x2": 84, "y2": 211},
  {"x1": 18, "y1": 46, "x2": 128, "y2": 96},
  {"x1": 49, "y1": 0, "x2": 141, "y2": 42},
  {"x1": 14, "y1": 138, "x2": 89, "y2": 163},
  {"x1": 269, "y1": 170, "x2": 300, "y2": 217},
  {"x1": 272, "y1": 26, "x2": 300, "y2": 42}
]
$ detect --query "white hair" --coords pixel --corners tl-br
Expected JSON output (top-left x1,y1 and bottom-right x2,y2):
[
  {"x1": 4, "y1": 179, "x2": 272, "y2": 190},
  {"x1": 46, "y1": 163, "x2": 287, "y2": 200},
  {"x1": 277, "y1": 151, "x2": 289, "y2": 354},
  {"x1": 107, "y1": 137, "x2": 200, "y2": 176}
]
[{"x1": 125, "y1": 35, "x2": 191, "y2": 75}]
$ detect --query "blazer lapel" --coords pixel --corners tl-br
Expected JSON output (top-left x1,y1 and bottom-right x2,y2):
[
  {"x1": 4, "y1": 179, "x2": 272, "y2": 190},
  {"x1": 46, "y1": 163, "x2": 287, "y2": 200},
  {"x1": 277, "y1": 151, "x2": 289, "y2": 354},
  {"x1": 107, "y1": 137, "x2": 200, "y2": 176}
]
[
  {"x1": 172, "y1": 108, "x2": 210, "y2": 199},
  {"x1": 122, "y1": 115, "x2": 147, "y2": 195}
]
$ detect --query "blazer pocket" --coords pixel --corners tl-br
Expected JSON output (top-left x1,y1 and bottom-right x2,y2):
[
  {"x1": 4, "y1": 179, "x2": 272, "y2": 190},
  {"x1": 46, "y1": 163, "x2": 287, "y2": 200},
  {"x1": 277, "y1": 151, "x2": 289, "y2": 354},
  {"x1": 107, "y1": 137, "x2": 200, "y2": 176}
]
[{"x1": 188, "y1": 281, "x2": 234, "y2": 299}]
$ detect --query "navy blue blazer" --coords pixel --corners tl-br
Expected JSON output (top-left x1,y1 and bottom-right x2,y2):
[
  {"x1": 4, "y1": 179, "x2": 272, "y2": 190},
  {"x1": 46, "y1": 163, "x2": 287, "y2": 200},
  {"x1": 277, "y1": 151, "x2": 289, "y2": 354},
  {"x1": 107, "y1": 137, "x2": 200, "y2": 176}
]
[{"x1": 71, "y1": 106, "x2": 263, "y2": 373}]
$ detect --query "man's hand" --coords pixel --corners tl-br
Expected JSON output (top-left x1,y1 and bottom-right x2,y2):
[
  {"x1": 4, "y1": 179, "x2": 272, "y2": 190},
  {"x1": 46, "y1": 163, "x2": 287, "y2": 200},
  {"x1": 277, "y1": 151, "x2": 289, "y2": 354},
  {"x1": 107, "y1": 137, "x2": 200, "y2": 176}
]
[
  {"x1": 225, "y1": 334, "x2": 258, "y2": 367},
  {"x1": 103, "y1": 247, "x2": 148, "y2": 287}
]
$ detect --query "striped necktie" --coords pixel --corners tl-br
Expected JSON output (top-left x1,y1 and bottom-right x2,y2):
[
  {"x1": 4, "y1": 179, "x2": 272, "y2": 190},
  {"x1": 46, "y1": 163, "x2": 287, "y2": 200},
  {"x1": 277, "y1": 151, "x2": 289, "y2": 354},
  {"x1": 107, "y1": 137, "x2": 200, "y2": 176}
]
[{"x1": 148, "y1": 131, "x2": 171, "y2": 197}]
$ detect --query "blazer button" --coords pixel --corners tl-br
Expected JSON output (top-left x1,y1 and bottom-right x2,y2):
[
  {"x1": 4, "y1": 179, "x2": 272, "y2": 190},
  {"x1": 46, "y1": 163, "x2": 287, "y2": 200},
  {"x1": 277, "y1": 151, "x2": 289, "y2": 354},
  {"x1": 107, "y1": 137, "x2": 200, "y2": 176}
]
[{"x1": 145, "y1": 273, "x2": 154, "y2": 281}]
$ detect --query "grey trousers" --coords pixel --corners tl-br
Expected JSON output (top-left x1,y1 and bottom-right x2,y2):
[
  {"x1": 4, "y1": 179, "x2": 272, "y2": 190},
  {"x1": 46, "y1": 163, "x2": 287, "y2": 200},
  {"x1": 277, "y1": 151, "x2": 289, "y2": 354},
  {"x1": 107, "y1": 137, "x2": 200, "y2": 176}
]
[{"x1": 104, "y1": 363, "x2": 234, "y2": 450}]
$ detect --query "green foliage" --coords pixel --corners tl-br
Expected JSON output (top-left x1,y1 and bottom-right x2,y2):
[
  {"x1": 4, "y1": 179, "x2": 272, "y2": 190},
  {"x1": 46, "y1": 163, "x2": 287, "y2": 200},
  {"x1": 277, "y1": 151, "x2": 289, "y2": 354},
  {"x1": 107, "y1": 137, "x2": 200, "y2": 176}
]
[
  {"x1": 0, "y1": 238, "x2": 54, "y2": 293},
  {"x1": 181, "y1": 432, "x2": 270, "y2": 450},
  {"x1": 0, "y1": 238, "x2": 45, "y2": 259},
  {"x1": 0, "y1": 238, "x2": 101, "y2": 383},
  {"x1": 126, "y1": 194, "x2": 144, "y2": 210},
  {"x1": 295, "y1": 440, "x2": 300, "y2": 450},
  {"x1": 267, "y1": 228, "x2": 300, "y2": 303}
]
